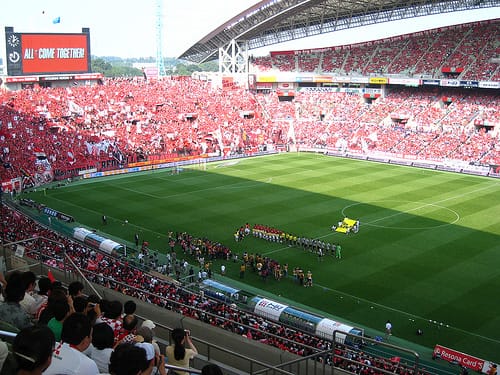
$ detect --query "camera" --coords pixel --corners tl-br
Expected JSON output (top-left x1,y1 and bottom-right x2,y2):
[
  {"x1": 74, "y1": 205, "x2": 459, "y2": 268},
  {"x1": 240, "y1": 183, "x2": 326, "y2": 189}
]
[{"x1": 184, "y1": 329, "x2": 190, "y2": 336}]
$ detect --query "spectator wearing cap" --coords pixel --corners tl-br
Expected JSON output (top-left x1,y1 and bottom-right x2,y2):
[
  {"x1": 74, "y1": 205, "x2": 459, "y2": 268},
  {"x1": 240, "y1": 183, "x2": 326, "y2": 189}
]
[
  {"x1": 141, "y1": 319, "x2": 155, "y2": 330},
  {"x1": 135, "y1": 321, "x2": 160, "y2": 357},
  {"x1": 137, "y1": 342, "x2": 166, "y2": 375}
]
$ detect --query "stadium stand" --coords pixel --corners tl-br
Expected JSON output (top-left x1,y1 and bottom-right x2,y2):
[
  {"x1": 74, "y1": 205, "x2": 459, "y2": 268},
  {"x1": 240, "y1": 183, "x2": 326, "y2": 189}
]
[
  {"x1": 2, "y1": 79, "x2": 499, "y2": 185},
  {"x1": 363, "y1": 38, "x2": 410, "y2": 76},
  {"x1": 272, "y1": 53, "x2": 297, "y2": 72},
  {"x1": 250, "y1": 56, "x2": 273, "y2": 72},
  {"x1": 251, "y1": 20, "x2": 499, "y2": 80},
  {"x1": 320, "y1": 48, "x2": 348, "y2": 74},
  {"x1": 297, "y1": 52, "x2": 321, "y2": 73},
  {"x1": 342, "y1": 44, "x2": 377, "y2": 77}
]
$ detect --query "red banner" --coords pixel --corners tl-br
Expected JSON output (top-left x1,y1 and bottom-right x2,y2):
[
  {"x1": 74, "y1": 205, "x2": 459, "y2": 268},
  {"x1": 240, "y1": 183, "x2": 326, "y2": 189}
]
[
  {"x1": 433, "y1": 345, "x2": 484, "y2": 371},
  {"x1": 5, "y1": 76, "x2": 39, "y2": 83},
  {"x1": 73, "y1": 73, "x2": 103, "y2": 80},
  {"x1": 442, "y1": 66, "x2": 464, "y2": 73},
  {"x1": 276, "y1": 90, "x2": 295, "y2": 97}
]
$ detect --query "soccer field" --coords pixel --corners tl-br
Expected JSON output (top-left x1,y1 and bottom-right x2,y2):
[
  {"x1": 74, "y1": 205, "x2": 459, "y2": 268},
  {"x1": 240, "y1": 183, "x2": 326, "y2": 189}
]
[{"x1": 25, "y1": 153, "x2": 500, "y2": 362}]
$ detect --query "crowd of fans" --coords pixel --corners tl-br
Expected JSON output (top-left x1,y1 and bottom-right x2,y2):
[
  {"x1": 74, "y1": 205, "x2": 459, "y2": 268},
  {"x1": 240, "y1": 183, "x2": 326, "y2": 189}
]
[
  {"x1": 251, "y1": 20, "x2": 500, "y2": 80},
  {"x1": 0, "y1": 203, "x2": 431, "y2": 375},
  {"x1": 1, "y1": 77, "x2": 273, "y2": 181},
  {"x1": 253, "y1": 89, "x2": 499, "y2": 165},
  {"x1": 1, "y1": 69, "x2": 499, "y2": 186}
]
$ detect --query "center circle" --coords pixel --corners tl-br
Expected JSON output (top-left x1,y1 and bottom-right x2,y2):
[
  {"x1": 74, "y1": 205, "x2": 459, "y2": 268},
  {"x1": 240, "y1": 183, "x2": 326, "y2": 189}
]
[{"x1": 341, "y1": 200, "x2": 460, "y2": 230}]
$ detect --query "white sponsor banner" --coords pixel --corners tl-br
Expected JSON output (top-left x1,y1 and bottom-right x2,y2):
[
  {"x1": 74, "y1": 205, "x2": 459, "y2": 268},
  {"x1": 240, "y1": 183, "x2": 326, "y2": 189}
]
[
  {"x1": 99, "y1": 239, "x2": 122, "y2": 254},
  {"x1": 364, "y1": 88, "x2": 382, "y2": 94},
  {"x1": 440, "y1": 79, "x2": 460, "y2": 87},
  {"x1": 478, "y1": 81, "x2": 500, "y2": 89},
  {"x1": 78, "y1": 168, "x2": 97, "y2": 175},
  {"x1": 332, "y1": 76, "x2": 351, "y2": 83},
  {"x1": 389, "y1": 78, "x2": 421, "y2": 86},
  {"x1": 253, "y1": 297, "x2": 288, "y2": 321},
  {"x1": 73, "y1": 227, "x2": 92, "y2": 241},
  {"x1": 316, "y1": 318, "x2": 354, "y2": 341},
  {"x1": 351, "y1": 77, "x2": 369, "y2": 83}
]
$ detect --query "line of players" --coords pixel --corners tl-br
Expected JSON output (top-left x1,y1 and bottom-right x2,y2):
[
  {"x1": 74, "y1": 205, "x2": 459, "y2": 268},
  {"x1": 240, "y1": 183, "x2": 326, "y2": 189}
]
[
  {"x1": 296, "y1": 237, "x2": 342, "y2": 260},
  {"x1": 251, "y1": 224, "x2": 342, "y2": 259}
]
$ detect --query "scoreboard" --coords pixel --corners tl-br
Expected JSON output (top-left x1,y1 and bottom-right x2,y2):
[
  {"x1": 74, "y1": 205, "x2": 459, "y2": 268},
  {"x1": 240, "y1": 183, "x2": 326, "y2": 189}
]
[{"x1": 5, "y1": 27, "x2": 91, "y2": 76}]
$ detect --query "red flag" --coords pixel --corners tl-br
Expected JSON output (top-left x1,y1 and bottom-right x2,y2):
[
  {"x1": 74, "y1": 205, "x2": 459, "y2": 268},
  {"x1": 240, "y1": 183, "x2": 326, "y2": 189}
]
[
  {"x1": 47, "y1": 269, "x2": 56, "y2": 283},
  {"x1": 87, "y1": 260, "x2": 97, "y2": 271}
]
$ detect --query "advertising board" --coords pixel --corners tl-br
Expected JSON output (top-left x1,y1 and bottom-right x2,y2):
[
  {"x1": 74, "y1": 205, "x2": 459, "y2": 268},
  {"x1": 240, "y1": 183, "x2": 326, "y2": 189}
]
[{"x1": 5, "y1": 27, "x2": 91, "y2": 76}]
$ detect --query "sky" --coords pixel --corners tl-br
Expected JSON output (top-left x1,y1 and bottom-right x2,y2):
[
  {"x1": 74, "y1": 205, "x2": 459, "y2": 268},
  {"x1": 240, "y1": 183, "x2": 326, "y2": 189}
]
[{"x1": 0, "y1": 0, "x2": 498, "y2": 59}]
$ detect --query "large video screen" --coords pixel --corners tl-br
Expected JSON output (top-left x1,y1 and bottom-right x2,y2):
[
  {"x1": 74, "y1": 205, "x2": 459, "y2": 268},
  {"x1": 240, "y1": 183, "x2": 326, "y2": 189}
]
[{"x1": 5, "y1": 29, "x2": 91, "y2": 76}]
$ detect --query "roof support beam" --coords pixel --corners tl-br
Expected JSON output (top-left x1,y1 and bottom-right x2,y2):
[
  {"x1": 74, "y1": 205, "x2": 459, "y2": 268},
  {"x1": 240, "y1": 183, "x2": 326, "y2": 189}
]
[
  {"x1": 179, "y1": 0, "x2": 500, "y2": 63},
  {"x1": 218, "y1": 39, "x2": 249, "y2": 74}
]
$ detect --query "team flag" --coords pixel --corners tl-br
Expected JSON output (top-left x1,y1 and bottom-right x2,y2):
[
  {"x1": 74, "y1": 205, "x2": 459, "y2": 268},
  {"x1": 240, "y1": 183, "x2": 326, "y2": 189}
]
[{"x1": 47, "y1": 269, "x2": 56, "y2": 282}]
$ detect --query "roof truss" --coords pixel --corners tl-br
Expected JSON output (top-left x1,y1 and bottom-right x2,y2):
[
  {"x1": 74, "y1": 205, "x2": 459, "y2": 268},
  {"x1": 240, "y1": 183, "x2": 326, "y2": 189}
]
[{"x1": 179, "y1": 0, "x2": 500, "y2": 63}]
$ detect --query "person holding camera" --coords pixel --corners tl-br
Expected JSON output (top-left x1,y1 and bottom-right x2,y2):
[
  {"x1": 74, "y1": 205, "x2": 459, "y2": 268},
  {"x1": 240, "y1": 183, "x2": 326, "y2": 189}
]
[{"x1": 165, "y1": 328, "x2": 198, "y2": 375}]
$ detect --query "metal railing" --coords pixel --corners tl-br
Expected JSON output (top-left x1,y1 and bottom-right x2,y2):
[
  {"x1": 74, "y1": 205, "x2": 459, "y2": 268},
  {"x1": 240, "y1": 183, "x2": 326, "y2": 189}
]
[
  {"x1": 1, "y1": 236, "x2": 102, "y2": 299},
  {"x1": 332, "y1": 331, "x2": 420, "y2": 375}
]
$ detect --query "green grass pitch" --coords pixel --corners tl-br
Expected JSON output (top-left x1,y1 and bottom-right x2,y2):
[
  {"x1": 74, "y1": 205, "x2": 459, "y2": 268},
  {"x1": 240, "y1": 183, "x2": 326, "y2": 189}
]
[{"x1": 25, "y1": 153, "x2": 500, "y2": 362}]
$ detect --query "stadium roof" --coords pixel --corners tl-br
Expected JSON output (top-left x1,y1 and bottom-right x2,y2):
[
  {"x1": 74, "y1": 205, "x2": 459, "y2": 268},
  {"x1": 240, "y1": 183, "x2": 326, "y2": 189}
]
[{"x1": 178, "y1": 0, "x2": 500, "y2": 63}]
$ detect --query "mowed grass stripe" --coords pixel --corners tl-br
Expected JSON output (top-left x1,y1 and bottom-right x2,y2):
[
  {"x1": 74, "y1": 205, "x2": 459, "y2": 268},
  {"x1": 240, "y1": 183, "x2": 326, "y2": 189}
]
[{"x1": 25, "y1": 153, "x2": 500, "y2": 362}]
